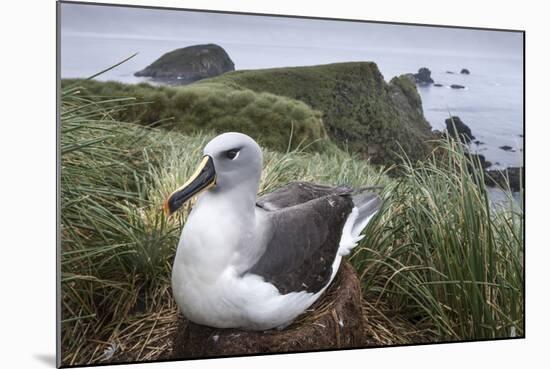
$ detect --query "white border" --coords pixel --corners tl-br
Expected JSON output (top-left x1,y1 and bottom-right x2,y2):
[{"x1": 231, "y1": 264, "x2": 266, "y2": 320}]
[{"x1": 1, "y1": 1, "x2": 546, "y2": 368}]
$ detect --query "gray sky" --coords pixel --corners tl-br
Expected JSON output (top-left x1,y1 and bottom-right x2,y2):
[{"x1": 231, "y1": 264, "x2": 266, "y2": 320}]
[{"x1": 61, "y1": 2, "x2": 523, "y2": 59}]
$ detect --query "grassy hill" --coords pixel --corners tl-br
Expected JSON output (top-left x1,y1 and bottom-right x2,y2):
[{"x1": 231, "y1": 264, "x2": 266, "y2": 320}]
[
  {"x1": 200, "y1": 62, "x2": 434, "y2": 165},
  {"x1": 60, "y1": 79, "x2": 331, "y2": 153}
]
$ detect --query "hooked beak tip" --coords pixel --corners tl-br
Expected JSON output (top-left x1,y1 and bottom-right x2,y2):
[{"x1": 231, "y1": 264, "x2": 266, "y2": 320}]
[{"x1": 162, "y1": 155, "x2": 216, "y2": 216}]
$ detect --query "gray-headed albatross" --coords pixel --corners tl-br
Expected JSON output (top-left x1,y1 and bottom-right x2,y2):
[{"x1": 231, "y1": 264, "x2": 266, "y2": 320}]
[{"x1": 164, "y1": 132, "x2": 381, "y2": 330}]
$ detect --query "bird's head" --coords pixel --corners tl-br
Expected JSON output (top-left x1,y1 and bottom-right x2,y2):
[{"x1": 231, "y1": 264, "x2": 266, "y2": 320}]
[{"x1": 163, "y1": 132, "x2": 263, "y2": 216}]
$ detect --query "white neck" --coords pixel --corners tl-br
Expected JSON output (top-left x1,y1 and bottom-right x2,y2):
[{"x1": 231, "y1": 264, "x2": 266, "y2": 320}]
[{"x1": 175, "y1": 178, "x2": 261, "y2": 281}]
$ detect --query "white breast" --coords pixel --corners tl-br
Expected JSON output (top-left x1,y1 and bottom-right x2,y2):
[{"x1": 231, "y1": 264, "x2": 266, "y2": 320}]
[
  {"x1": 170, "y1": 193, "x2": 347, "y2": 330},
  {"x1": 172, "y1": 234, "x2": 343, "y2": 329},
  {"x1": 172, "y1": 260, "x2": 341, "y2": 330}
]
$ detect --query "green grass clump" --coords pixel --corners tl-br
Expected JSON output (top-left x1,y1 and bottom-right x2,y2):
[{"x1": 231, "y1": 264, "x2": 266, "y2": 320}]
[
  {"x1": 352, "y1": 137, "x2": 524, "y2": 340},
  {"x1": 60, "y1": 79, "x2": 330, "y2": 153},
  {"x1": 60, "y1": 85, "x2": 181, "y2": 365}
]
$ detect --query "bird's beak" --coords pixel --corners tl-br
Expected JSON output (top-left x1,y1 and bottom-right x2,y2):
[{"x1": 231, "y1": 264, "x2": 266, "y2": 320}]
[{"x1": 163, "y1": 155, "x2": 216, "y2": 216}]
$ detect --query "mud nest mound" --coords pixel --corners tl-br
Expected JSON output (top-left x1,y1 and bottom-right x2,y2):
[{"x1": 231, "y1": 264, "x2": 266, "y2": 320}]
[{"x1": 171, "y1": 260, "x2": 366, "y2": 359}]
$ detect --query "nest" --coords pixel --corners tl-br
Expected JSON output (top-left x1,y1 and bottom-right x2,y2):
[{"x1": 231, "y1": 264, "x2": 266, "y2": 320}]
[{"x1": 171, "y1": 260, "x2": 366, "y2": 359}]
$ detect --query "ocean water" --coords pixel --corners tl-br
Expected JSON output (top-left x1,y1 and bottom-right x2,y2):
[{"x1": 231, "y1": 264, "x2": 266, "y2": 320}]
[{"x1": 61, "y1": 34, "x2": 523, "y2": 169}]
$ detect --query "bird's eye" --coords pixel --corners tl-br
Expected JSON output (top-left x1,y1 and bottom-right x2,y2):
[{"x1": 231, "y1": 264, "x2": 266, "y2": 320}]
[{"x1": 226, "y1": 149, "x2": 240, "y2": 160}]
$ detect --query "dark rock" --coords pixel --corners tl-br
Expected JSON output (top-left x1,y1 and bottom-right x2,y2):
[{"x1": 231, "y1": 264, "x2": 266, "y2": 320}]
[
  {"x1": 460, "y1": 68, "x2": 470, "y2": 74},
  {"x1": 413, "y1": 67, "x2": 434, "y2": 84},
  {"x1": 458, "y1": 151, "x2": 492, "y2": 184},
  {"x1": 445, "y1": 116, "x2": 475, "y2": 143},
  {"x1": 446, "y1": 71, "x2": 455, "y2": 74},
  {"x1": 171, "y1": 261, "x2": 367, "y2": 359},
  {"x1": 466, "y1": 153, "x2": 492, "y2": 169},
  {"x1": 485, "y1": 167, "x2": 524, "y2": 192},
  {"x1": 450, "y1": 84, "x2": 465, "y2": 89},
  {"x1": 433, "y1": 83, "x2": 443, "y2": 87},
  {"x1": 499, "y1": 145, "x2": 515, "y2": 152},
  {"x1": 134, "y1": 44, "x2": 235, "y2": 83},
  {"x1": 473, "y1": 140, "x2": 485, "y2": 145}
]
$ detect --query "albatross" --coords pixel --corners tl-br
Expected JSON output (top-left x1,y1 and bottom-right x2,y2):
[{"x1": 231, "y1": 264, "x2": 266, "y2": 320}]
[{"x1": 164, "y1": 132, "x2": 381, "y2": 330}]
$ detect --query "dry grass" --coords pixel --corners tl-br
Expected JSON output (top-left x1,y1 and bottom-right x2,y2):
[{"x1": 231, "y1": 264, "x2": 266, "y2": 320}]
[
  {"x1": 361, "y1": 299, "x2": 436, "y2": 346},
  {"x1": 74, "y1": 294, "x2": 436, "y2": 365}
]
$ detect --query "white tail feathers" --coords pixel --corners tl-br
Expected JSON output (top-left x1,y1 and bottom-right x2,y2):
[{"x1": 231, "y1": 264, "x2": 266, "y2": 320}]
[{"x1": 338, "y1": 192, "x2": 381, "y2": 256}]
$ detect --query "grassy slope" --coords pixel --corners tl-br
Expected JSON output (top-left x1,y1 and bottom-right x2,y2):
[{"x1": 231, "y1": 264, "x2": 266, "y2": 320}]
[
  {"x1": 200, "y1": 62, "x2": 434, "y2": 165},
  {"x1": 60, "y1": 79, "x2": 332, "y2": 153}
]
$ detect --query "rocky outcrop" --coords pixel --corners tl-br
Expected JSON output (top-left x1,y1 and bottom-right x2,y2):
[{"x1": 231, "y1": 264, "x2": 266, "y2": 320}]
[
  {"x1": 440, "y1": 116, "x2": 523, "y2": 191},
  {"x1": 499, "y1": 145, "x2": 516, "y2": 152},
  {"x1": 465, "y1": 152, "x2": 492, "y2": 169},
  {"x1": 460, "y1": 68, "x2": 470, "y2": 74},
  {"x1": 135, "y1": 44, "x2": 234, "y2": 83},
  {"x1": 412, "y1": 67, "x2": 434, "y2": 84},
  {"x1": 485, "y1": 167, "x2": 524, "y2": 192},
  {"x1": 445, "y1": 116, "x2": 475, "y2": 143},
  {"x1": 451, "y1": 84, "x2": 465, "y2": 89}
]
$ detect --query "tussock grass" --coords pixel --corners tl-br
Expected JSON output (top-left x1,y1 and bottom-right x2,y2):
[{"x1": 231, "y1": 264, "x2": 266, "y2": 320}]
[
  {"x1": 60, "y1": 78, "x2": 330, "y2": 153},
  {"x1": 60, "y1": 80, "x2": 523, "y2": 366},
  {"x1": 352, "y1": 138, "x2": 524, "y2": 340}
]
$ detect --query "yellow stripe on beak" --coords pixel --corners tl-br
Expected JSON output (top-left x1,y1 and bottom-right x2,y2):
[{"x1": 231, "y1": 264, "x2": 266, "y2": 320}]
[{"x1": 163, "y1": 155, "x2": 216, "y2": 216}]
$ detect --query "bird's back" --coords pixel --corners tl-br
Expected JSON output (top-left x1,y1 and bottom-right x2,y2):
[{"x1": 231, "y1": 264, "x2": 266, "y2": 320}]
[
  {"x1": 251, "y1": 187, "x2": 355, "y2": 294},
  {"x1": 256, "y1": 182, "x2": 353, "y2": 211}
]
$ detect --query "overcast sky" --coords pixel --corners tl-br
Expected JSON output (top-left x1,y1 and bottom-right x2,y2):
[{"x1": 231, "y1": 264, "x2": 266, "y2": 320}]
[{"x1": 60, "y1": 3, "x2": 523, "y2": 59}]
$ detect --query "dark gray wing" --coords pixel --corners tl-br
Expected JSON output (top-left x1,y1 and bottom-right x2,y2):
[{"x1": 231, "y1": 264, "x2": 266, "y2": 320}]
[
  {"x1": 256, "y1": 182, "x2": 353, "y2": 211},
  {"x1": 247, "y1": 193, "x2": 354, "y2": 295}
]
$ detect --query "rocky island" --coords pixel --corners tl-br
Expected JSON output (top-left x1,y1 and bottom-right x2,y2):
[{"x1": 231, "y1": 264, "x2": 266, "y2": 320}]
[
  {"x1": 445, "y1": 116, "x2": 475, "y2": 143},
  {"x1": 134, "y1": 44, "x2": 235, "y2": 84},
  {"x1": 408, "y1": 67, "x2": 434, "y2": 85}
]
